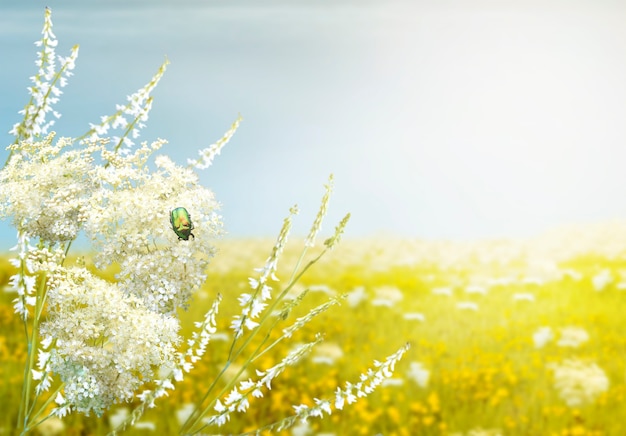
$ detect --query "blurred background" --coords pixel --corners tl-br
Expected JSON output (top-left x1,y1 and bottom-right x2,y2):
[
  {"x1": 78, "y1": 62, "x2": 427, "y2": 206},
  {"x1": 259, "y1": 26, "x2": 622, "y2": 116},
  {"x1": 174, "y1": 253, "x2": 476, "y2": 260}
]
[{"x1": 2, "y1": 0, "x2": 626, "y2": 249}]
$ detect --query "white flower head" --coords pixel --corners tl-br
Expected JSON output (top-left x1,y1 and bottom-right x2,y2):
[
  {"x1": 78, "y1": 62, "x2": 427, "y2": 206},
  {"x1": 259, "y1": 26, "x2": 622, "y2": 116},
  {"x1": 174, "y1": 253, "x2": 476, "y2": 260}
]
[
  {"x1": 0, "y1": 134, "x2": 101, "y2": 243},
  {"x1": 549, "y1": 359, "x2": 609, "y2": 407},
  {"x1": 557, "y1": 326, "x2": 589, "y2": 348},
  {"x1": 41, "y1": 267, "x2": 181, "y2": 416},
  {"x1": 533, "y1": 326, "x2": 553, "y2": 348},
  {"x1": 406, "y1": 361, "x2": 430, "y2": 388}
]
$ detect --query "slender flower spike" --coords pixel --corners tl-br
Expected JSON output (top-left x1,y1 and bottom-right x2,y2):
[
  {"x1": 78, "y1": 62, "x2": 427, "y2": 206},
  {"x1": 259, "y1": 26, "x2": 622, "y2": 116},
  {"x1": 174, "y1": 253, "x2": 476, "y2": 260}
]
[
  {"x1": 305, "y1": 174, "x2": 333, "y2": 248},
  {"x1": 170, "y1": 207, "x2": 195, "y2": 241},
  {"x1": 324, "y1": 213, "x2": 351, "y2": 250},
  {"x1": 80, "y1": 58, "x2": 169, "y2": 153},
  {"x1": 187, "y1": 115, "x2": 242, "y2": 170},
  {"x1": 8, "y1": 7, "x2": 79, "y2": 151},
  {"x1": 240, "y1": 343, "x2": 410, "y2": 435}
]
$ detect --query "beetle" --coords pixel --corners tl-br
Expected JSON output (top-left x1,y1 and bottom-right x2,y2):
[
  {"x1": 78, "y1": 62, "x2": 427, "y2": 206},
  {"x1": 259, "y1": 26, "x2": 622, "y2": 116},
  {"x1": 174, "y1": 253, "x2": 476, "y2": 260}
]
[{"x1": 170, "y1": 207, "x2": 195, "y2": 241}]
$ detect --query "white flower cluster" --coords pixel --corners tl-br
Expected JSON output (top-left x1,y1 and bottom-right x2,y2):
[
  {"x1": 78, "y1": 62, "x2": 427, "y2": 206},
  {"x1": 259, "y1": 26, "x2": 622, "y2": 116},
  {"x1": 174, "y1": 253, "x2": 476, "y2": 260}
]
[
  {"x1": 40, "y1": 267, "x2": 181, "y2": 416},
  {"x1": 110, "y1": 295, "x2": 222, "y2": 434},
  {"x1": 548, "y1": 359, "x2": 609, "y2": 407},
  {"x1": 86, "y1": 142, "x2": 221, "y2": 314},
  {"x1": 406, "y1": 361, "x2": 430, "y2": 388},
  {"x1": 1, "y1": 131, "x2": 222, "y2": 417},
  {"x1": 532, "y1": 326, "x2": 590, "y2": 349},
  {"x1": 5, "y1": 9, "x2": 408, "y2": 434},
  {"x1": 0, "y1": 135, "x2": 100, "y2": 243}
]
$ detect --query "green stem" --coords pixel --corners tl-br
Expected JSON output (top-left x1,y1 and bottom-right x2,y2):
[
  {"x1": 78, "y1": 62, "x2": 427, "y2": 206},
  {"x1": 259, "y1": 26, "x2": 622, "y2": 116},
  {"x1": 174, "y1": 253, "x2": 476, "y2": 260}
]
[
  {"x1": 182, "y1": 249, "x2": 327, "y2": 435},
  {"x1": 18, "y1": 271, "x2": 48, "y2": 432},
  {"x1": 16, "y1": 257, "x2": 31, "y2": 430},
  {"x1": 27, "y1": 383, "x2": 64, "y2": 427}
]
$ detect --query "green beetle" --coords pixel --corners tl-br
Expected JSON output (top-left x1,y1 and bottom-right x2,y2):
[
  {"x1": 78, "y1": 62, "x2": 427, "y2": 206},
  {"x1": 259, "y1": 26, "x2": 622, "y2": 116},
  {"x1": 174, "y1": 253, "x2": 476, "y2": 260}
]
[{"x1": 170, "y1": 207, "x2": 195, "y2": 241}]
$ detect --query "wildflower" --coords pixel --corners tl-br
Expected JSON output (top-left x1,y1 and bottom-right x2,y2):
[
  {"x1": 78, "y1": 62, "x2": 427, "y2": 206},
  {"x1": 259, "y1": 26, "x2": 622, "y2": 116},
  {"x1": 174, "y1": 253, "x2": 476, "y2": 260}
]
[
  {"x1": 323, "y1": 213, "x2": 350, "y2": 250},
  {"x1": 186, "y1": 115, "x2": 242, "y2": 170},
  {"x1": 533, "y1": 327, "x2": 553, "y2": 348},
  {"x1": 487, "y1": 277, "x2": 515, "y2": 287},
  {"x1": 204, "y1": 337, "x2": 324, "y2": 427},
  {"x1": 41, "y1": 267, "x2": 181, "y2": 416},
  {"x1": 307, "y1": 284, "x2": 336, "y2": 296},
  {"x1": 557, "y1": 327, "x2": 589, "y2": 348},
  {"x1": 231, "y1": 206, "x2": 296, "y2": 338},
  {"x1": 305, "y1": 174, "x2": 333, "y2": 248},
  {"x1": 8, "y1": 7, "x2": 78, "y2": 146},
  {"x1": 403, "y1": 312, "x2": 426, "y2": 322},
  {"x1": 457, "y1": 429, "x2": 503, "y2": 436},
  {"x1": 521, "y1": 277, "x2": 544, "y2": 286},
  {"x1": 108, "y1": 408, "x2": 130, "y2": 430},
  {"x1": 371, "y1": 286, "x2": 404, "y2": 307},
  {"x1": 247, "y1": 344, "x2": 410, "y2": 434},
  {"x1": 176, "y1": 404, "x2": 195, "y2": 427},
  {"x1": 81, "y1": 58, "x2": 169, "y2": 153},
  {"x1": 549, "y1": 359, "x2": 609, "y2": 407},
  {"x1": 432, "y1": 286, "x2": 453, "y2": 296},
  {"x1": 86, "y1": 147, "x2": 221, "y2": 314},
  {"x1": 465, "y1": 284, "x2": 487, "y2": 295},
  {"x1": 406, "y1": 361, "x2": 430, "y2": 388},
  {"x1": 513, "y1": 293, "x2": 535, "y2": 302},
  {"x1": 0, "y1": 134, "x2": 100, "y2": 243},
  {"x1": 34, "y1": 417, "x2": 65, "y2": 436},
  {"x1": 456, "y1": 301, "x2": 479, "y2": 311},
  {"x1": 592, "y1": 269, "x2": 612, "y2": 291},
  {"x1": 346, "y1": 286, "x2": 367, "y2": 307},
  {"x1": 291, "y1": 420, "x2": 313, "y2": 436},
  {"x1": 562, "y1": 268, "x2": 583, "y2": 281},
  {"x1": 311, "y1": 342, "x2": 344, "y2": 365},
  {"x1": 381, "y1": 378, "x2": 405, "y2": 387}
]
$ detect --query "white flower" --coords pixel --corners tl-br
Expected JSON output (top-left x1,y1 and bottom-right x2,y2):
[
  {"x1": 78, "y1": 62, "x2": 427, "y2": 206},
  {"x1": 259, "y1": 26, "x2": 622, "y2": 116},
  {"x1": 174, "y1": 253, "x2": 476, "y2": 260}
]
[
  {"x1": 592, "y1": 269, "x2": 613, "y2": 291},
  {"x1": 403, "y1": 312, "x2": 425, "y2": 322},
  {"x1": 562, "y1": 269, "x2": 583, "y2": 281},
  {"x1": 521, "y1": 277, "x2": 544, "y2": 286},
  {"x1": 432, "y1": 287, "x2": 453, "y2": 296},
  {"x1": 456, "y1": 301, "x2": 479, "y2": 311},
  {"x1": 549, "y1": 359, "x2": 609, "y2": 407},
  {"x1": 557, "y1": 326, "x2": 589, "y2": 348},
  {"x1": 381, "y1": 378, "x2": 404, "y2": 387},
  {"x1": 465, "y1": 285, "x2": 487, "y2": 295},
  {"x1": 346, "y1": 286, "x2": 367, "y2": 307},
  {"x1": 513, "y1": 293, "x2": 535, "y2": 302},
  {"x1": 0, "y1": 135, "x2": 100, "y2": 243},
  {"x1": 533, "y1": 326, "x2": 553, "y2": 348},
  {"x1": 33, "y1": 416, "x2": 66, "y2": 436},
  {"x1": 372, "y1": 286, "x2": 404, "y2": 306},
  {"x1": 406, "y1": 362, "x2": 430, "y2": 388},
  {"x1": 311, "y1": 343, "x2": 344, "y2": 365},
  {"x1": 41, "y1": 267, "x2": 181, "y2": 416}
]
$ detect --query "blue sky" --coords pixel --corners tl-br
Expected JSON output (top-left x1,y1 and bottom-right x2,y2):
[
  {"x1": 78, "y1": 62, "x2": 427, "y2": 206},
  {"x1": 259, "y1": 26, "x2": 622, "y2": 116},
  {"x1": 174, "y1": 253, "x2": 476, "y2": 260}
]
[{"x1": 2, "y1": 1, "x2": 626, "y2": 250}]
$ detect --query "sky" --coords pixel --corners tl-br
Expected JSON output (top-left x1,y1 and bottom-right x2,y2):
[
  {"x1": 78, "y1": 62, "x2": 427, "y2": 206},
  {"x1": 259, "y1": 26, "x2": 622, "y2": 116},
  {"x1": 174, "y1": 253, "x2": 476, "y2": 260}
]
[{"x1": 1, "y1": 0, "x2": 626, "y2": 250}]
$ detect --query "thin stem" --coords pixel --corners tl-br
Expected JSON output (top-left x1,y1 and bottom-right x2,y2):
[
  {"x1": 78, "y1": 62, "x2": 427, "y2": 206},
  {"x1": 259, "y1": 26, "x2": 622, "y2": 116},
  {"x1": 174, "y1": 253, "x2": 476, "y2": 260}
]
[
  {"x1": 26, "y1": 383, "x2": 64, "y2": 426},
  {"x1": 182, "y1": 249, "x2": 327, "y2": 435},
  {"x1": 18, "y1": 271, "x2": 48, "y2": 431}
]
